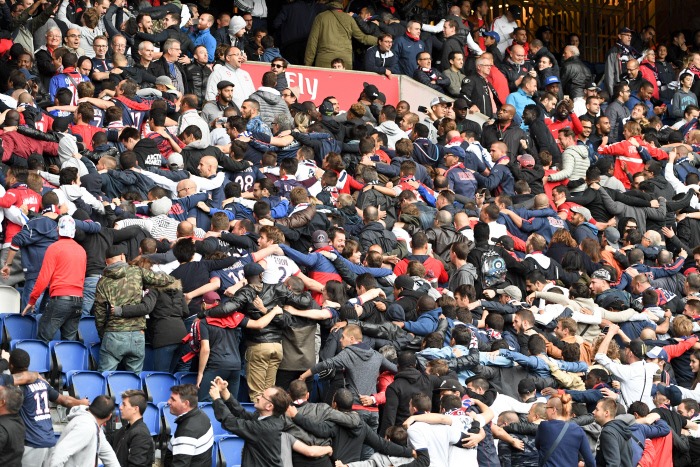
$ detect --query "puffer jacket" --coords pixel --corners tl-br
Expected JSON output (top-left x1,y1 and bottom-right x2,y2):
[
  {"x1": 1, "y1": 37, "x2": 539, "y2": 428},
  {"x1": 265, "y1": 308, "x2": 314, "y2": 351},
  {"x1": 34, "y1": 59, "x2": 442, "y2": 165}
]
[
  {"x1": 185, "y1": 62, "x2": 212, "y2": 108},
  {"x1": 548, "y1": 145, "x2": 590, "y2": 192},
  {"x1": 249, "y1": 86, "x2": 292, "y2": 127},
  {"x1": 206, "y1": 283, "x2": 312, "y2": 344},
  {"x1": 560, "y1": 56, "x2": 592, "y2": 99},
  {"x1": 94, "y1": 262, "x2": 174, "y2": 335}
]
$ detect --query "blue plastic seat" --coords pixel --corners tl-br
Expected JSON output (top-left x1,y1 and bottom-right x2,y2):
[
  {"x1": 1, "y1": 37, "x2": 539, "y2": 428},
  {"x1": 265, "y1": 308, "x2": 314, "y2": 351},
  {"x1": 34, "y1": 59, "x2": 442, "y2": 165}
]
[
  {"x1": 159, "y1": 401, "x2": 177, "y2": 450},
  {"x1": 199, "y1": 402, "x2": 226, "y2": 436},
  {"x1": 12, "y1": 339, "x2": 50, "y2": 372},
  {"x1": 217, "y1": 435, "x2": 244, "y2": 467},
  {"x1": 3, "y1": 315, "x2": 37, "y2": 346},
  {"x1": 142, "y1": 402, "x2": 160, "y2": 436},
  {"x1": 140, "y1": 372, "x2": 177, "y2": 404},
  {"x1": 240, "y1": 403, "x2": 255, "y2": 413},
  {"x1": 67, "y1": 370, "x2": 106, "y2": 402},
  {"x1": 103, "y1": 371, "x2": 142, "y2": 406},
  {"x1": 78, "y1": 317, "x2": 100, "y2": 344},
  {"x1": 174, "y1": 372, "x2": 197, "y2": 386},
  {"x1": 50, "y1": 340, "x2": 90, "y2": 389},
  {"x1": 212, "y1": 437, "x2": 219, "y2": 466}
]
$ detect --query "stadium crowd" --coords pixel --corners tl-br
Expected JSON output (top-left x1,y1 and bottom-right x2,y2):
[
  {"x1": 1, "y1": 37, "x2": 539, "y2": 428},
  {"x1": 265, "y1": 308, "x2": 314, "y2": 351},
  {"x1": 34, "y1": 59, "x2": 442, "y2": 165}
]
[{"x1": 1, "y1": 0, "x2": 700, "y2": 466}]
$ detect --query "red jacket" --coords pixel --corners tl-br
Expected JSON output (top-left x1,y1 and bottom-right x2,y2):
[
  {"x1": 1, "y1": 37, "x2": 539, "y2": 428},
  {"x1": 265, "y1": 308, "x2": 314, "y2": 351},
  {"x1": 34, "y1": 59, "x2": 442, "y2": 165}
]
[
  {"x1": 599, "y1": 135, "x2": 668, "y2": 188},
  {"x1": 70, "y1": 124, "x2": 105, "y2": 151},
  {"x1": 0, "y1": 185, "x2": 41, "y2": 245},
  {"x1": 29, "y1": 237, "x2": 86, "y2": 305},
  {"x1": 546, "y1": 112, "x2": 583, "y2": 142},
  {"x1": 0, "y1": 130, "x2": 59, "y2": 162}
]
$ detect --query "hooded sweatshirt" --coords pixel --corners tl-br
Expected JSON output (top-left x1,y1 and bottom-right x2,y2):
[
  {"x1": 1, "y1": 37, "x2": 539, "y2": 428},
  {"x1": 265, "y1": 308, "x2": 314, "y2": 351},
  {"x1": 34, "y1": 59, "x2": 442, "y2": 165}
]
[
  {"x1": 249, "y1": 86, "x2": 292, "y2": 127},
  {"x1": 49, "y1": 406, "x2": 119, "y2": 467},
  {"x1": 376, "y1": 120, "x2": 404, "y2": 149},
  {"x1": 596, "y1": 418, "x2": 633, "y2": 467}
]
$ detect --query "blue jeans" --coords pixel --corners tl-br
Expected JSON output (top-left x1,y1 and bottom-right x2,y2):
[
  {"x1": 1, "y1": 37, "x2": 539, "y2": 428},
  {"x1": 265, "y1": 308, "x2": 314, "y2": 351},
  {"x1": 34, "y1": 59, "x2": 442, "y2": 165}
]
[
  {"x1": 98, "y1": 331, "x2": 146, "y2": 372},
  {"x1": 37, "y1": 297, "x2": 82, "y2": 342},
  {"x1": 198, "y1": 368, "x2": 240, "y2": 403},
  {"x1": 152, "y1": 344, "x2": 180, "y2": 373},
  {"x1": 81, "y1": 275, "x2": 101, "y2": 317},
  {"x1": 358, "y1": 409, "x2": 379, "y2": 460},
  {"x1": 21, "y1": 277, "x2": 45, "y2": 312}
]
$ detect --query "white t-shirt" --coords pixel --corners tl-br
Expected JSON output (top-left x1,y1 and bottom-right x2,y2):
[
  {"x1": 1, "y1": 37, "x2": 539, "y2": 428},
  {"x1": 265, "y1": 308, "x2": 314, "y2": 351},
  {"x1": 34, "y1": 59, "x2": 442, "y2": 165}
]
[
  {"x1": 448, "y1": 413, "x2": 485, "y2": 467},
  {"x1": 263, "y1": 255, "x2": 301, "y2": 284},
  {"x1": 408, "y1": 420, "x2": 463, "y2": 467}
]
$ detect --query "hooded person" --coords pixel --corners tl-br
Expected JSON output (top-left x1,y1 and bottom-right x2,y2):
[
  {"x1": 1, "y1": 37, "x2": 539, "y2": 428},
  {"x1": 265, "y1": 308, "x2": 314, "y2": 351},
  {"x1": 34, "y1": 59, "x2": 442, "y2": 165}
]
[
  {"x1": 593, "y1": 398, "x2": 634, "y2": 467},
  {"x1": 214, "y1": 15, "x2": 248, "y2": 51},
  {"x1": 249, "y1": 71, "x2": 293, "y2": 127}
]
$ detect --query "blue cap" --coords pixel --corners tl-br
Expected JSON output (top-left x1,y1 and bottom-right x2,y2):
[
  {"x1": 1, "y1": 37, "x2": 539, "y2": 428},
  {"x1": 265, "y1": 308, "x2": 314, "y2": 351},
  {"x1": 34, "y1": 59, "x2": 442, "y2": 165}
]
[
  {"x1": 544, "y1": 75, "x2": 561, "y2": 86},
  {"x1": 483, "y1": 31, "x2": 500, "y2": 43}
]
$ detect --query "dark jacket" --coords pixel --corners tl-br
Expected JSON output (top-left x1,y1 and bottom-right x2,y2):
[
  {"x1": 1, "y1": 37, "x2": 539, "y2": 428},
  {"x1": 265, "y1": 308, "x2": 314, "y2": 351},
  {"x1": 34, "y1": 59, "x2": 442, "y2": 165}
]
[
  {"x1": 425, "y1": 224, "x2": 469, "y2": 265},
  {"x1": 110, "y1": 418, "x2": 155, "y2": 467},
  {"x1": 136, "y1": 25, "x2": 195, "y2": 56},
  {"x1": 379, "y1": 367, "x2": 441, "y2": 435},
  {"x1": 147, "y1": 57, "x2": 188, "y2": 92},
  {"x1": 358, "y1": 221, "x2": 398, "y2": 255},
  {"x1": 560, "y1": 56, "x2": 592, "y2": 99},
  {"x1": 10, "y1": 215, "x2": 57, "y2": 280},
  {"x1": 185, "y1": 62, "x2": 212, "y2": 109},
  {"x1": 162, "y1": 408, "x2": 213, "y2": 467},
  {"x1": 441, "y1": 33, "x2": 467, "y2": 71},
  {"x1": 596, "y1": 419, "x2": 633, "y2": 467},
  {"x1": 0, "y1": 413, "x2": 24, "y2": 467},
  {"x1": 460, "y1": 73, "x2": 500, "y2": 117},
  {"x1": 498, "y1": 59, "x2": 534, "y2": 92},
  {"x1": 356, "y1": 187, "x2": 397, "y2": 230},
  {"x1": 207, "y1": 283, "x2": 312, "y2": 344},
  {"x1": 364, "y1": 45, "x2": 399, "y2": 75},
  {"x1": 412, "y1": 67, "x2": 450, "y2": 92}
]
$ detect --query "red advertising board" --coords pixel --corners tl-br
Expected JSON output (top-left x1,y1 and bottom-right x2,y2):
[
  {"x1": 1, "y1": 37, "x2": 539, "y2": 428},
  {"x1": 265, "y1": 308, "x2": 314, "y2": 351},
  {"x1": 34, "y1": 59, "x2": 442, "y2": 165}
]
[{"x1": 242, "y1": 62, "x2": 400, "y2": 109}]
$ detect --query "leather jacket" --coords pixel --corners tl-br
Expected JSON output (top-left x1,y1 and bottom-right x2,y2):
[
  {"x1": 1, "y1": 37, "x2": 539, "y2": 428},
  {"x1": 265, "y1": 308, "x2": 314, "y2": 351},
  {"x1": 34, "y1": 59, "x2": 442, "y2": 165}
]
[
  {"x1": 185, "y1": 62, "x2": 212, "y2": 108},
  {"x1": 207, "y1": 283, "x2": 312, "y2": 344},
  {"x1": 426, "y1": 224, "x2": 471, "y2": 263}
]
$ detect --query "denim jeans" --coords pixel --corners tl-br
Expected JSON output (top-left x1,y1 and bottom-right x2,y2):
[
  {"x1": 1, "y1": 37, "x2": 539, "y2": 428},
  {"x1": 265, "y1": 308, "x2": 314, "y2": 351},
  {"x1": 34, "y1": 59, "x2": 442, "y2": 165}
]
[
  {"x1": 21, "y1": 277, "x2": 45, "y2": 311},
  {"x1": 152, "y1": 344, "x2": 181, "y2": 373},
  {"x1": 198, "y1": 368, "x2": 240, "y2": 403},
  {"x1": 81, "y1": 275, "x2": 101, "y2": 317},
  {"x1": 98, "y1": 331, "x2": 146, "y2": 372},
  {"x1": 358, "y1": 409, "x2": 379, "y2": 460},
  {"x1": 37, "y1": 297, "x2": 82, "y2": 342}
]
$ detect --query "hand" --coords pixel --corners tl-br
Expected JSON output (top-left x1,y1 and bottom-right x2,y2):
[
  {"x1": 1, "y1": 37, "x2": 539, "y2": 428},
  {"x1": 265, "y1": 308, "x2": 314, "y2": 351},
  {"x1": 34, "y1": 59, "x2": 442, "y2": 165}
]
[
  {"x1": 610, "y1": 380, "x2": 621, "y2": 390},
  {"x1": 461, "y1": 430, "x2": 485, "y2": 448},
  {"x1": 212, "y1": 376, "x2": 228, "y2": 392},
  {"x1": 650, "y1": 199, "x2": 660, "y2": 208},
  {"x1": 519, "y1": 139, "x2": 528, "y2": 149},
  {"x1": 258, "y1": 218, "x2": 274, "y2": 226},
  {"x1": 679, "y1": 249, "x2": 688, "y2": 258},
  {"x1": 270, "y1": 305, "x2": 283, "y2": 316},
  {"x1": 383, "y1": 255, "x2": 399, "y2": 265},
  {"x1": 22, "y1": 304, "x2": 34, "y2": 315},
  {"x1": 607, "y1": 323, "x2": 620, "y2": 335},
  {"x1": 526, "y1": 293, "x2": 536, "y2": 305},
  {"x1": 375, "y1": 301, "x2": 386, "y2": 312},
  {"x1": 511, "y1": 438, "x2": 525, "y2": 451},
  {"x1": 196, "y1": 201, "x2": 210, "y2": 213},
  {"x1": 378, "y1": 208, "x2": 387, "y2": 220},
  {"x1": 541, "y1": 387, "x2": 558, "y2": 396},
  {"x1": 620, "y1": 161, "x2": 627, "y2": 172},
  {"x1": 196, "y1": 373, "x2": 203, "y2": 388},
  {"x1": 668, "y1": 149, "x2": 677, "y2": 163},
  {"x1": 330, "y1": 321, "x2": 348, "y2": 333},
  {"x1": 209, "y1": 381, "x2": 221, "y2": 400},
  {"x1": 403, "y1": 415, "x2": 417, "y2": 428},
  {"x1": 359, "y1": 395, "x2": 375, "y2": 406},
  {"x1": 625, "y1": 267, "x2": 640, "y2": 278},
  {"x1": 483, "y1": 289, "x2": 495, "y2": 299},
  {"x1": 452, "y1": 347, "x2": 462, "y2": 357},
  {"x1": 599, "y1": 387, "x2": 618, "y2": 400},
  {"x1": 183, "y1": 292, "x2": 192, "y2": 304},
  {"x1": 0, "y1": 265, "x2": 9, "y2": 279},
  {"x1": 286, "y1": 404, "x2": 298, "y2": 417},
  {"x1": 628, "y1": 137, "x2": 640, "y2": 148},
  {"x1": 0, "y1": 350, "x2": 8, "y2": 361},
  {"x1": 253, "y1": 296, "x2": 266, "y2": 313}
]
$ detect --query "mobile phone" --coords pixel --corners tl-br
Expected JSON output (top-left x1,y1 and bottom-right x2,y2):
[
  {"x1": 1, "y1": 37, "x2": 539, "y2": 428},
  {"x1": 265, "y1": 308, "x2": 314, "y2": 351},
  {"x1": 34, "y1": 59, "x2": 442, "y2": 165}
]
[{"x1": 417, "y1": 105, "x2": 428, "y2": 113}]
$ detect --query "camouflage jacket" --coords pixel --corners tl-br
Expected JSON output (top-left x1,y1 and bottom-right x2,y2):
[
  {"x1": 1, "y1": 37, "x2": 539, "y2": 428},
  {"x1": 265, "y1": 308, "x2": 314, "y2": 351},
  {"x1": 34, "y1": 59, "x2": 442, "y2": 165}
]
[{"x1": 94, "y1": 261, "x2": 174, "y2": 334}]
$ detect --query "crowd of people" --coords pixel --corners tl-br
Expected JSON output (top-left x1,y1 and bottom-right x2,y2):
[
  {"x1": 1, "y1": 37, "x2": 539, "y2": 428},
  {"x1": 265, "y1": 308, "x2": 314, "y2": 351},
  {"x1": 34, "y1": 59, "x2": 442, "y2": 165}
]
[{"x1": 0, "y1": 0, "x2": 700, "y2": 466}]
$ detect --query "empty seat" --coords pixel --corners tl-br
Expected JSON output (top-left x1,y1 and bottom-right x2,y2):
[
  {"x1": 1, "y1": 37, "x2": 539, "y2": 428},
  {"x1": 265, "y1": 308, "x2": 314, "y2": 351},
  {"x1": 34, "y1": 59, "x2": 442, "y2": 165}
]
[
  {"x1": 50, "y1": 341, "x2": 90, "y2": 389},
  {"x1": 142, "y1": 402, "x2": 160, "y2": 436},
  {"x1": 240, "y1": 403, "x2": 256, "y2": 413},
  {"x1": 78, "y1": 317, "x2": 100, "y2": 344},
  {"x1": 140, "y1": 372, "x2": 177, "y2": 404},
  {"x1": 174, "y1": 372, "x2": 197, "y2": 386},
  {"x1": 104, "y1": 371, "x2": 142, "y2": 406},
  {"x1": 3, "y1": 315, "x2": 37, "y2": 346},
  {"x1": 199, "y1": 402, "x2": 226, "y2": 436},
  {"x1": 159, "y1": 401, "x2": 177, "y2": 450},
  {"x1": 0, "y1": 285, "x2": 21, "y2": 314},
  {"x1": 217, "y1": 435, "x2": 244, "y2": 467},
  {"x1": 67, "y1": 370, "x2": 106, "y2": 402},
  {"x1": 11, "y1": 339, "x2": 50, "y2": 373}
]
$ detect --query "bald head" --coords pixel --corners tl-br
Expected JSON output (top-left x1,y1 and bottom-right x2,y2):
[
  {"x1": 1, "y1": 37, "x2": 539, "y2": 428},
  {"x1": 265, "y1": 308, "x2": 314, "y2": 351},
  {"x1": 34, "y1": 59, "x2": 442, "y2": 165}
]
[
  {"x1": 454, "y1": 212, "x2": 469, "y2": 229},
  {"x1": 177, "y1": 221, "x2": 194, "y2": 237},
  {"x1": 510, "y1": 44, "x2": 526, "y2": 64},
  {"x1": 533, "y1": 194, "x2": 549, "y2": 209},
  {"x1": 363, "y1": 206, "x2": 379, "y2": 223},
  {"x1": 198, "y1": 155, "x2": 218, "y2": 177},
  {"x1": 176, "y1": 179, "x2": 196, "y2": 193}
]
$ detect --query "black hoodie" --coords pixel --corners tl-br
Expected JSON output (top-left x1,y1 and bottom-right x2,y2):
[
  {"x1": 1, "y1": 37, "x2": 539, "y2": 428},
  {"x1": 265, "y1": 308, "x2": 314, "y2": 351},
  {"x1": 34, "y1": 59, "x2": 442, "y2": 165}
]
[
  {"x1": 132, "y1": 138, "x2": 163, "y2": 170},
  {"x1": 379, "y1": 367, "x2": 441, "y2": 435}
]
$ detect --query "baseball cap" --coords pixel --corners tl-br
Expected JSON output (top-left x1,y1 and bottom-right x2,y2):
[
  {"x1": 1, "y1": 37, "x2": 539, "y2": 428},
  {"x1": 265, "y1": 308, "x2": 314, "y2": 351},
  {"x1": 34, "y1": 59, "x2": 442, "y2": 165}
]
[
  {"x1": 508, "y1": 5, "x2": 522, "y2": 19},
  {"x1": 169, "y1": 153, "x2": 184, "y2": 170},
  {"x1": 453, "y1": 97, "x2": 469, "y2": 110},
  {"x1": 362, "y1": 82, "x2": 380, "y2": 100},
  {"x1": 57, "y1": 215, "x2": 76, "y2": 238},
  {"x1": 496, "y1": 285, "x2": 522, "y2": 301},
  {"x1": 434, "y1": 379, "x2": 463, "y2": 393},
  {"x1": 492, "y1": 235, "x2": 514, "y2": 250},
  {"x1": 604, "y1": 227, "x2": 621, "y2": 250},
  {"x1": 150, "y1": 197, "x2": 173, "y2": 216},
  {"x1": 155, "y1": 76, "x2": 175, "y2": 90},
  {"x1": 319, "y1": 100, "x2": 334, "y2": 116},
  {"x1": 217, "y1": 80, "x2": 235, "y2": 90},
  {"x1": 619, "y1": 27, "x2": 633, "y2": 35},
  {"x1": 571, "y1": 205, "x2": 592, "y2": 221},
  {"x1": 312, "y1": 230, "x2": 329, "y2": 248},
  {"x1": 591, "y1": 268, "x2": 613, "y2": 282},
  {"x1": 587, "y1": 82, "x2": 601, "y2": 91},
  {"x1": 444, "y1": 146, "x2": 466, "y2": 159},
  {"x1": 646, "y1": 346, "x2": 669, "y2": 362},
  {"x1": 18, "y1": 68, "x2": 37, "y2": 80},
  {"x1": 544, "y1": 75, "x2": 561, "y2": 86},
  {"x1": 483, "y1": 31, "x2": 500, "y2": 42},
  {"x1": 202, "y1": 291, "x2": 221, "y2": 305},
  {"x1": 243, "y1": 262, "x2": 265, "y2": 278},
  {"x1": 394, "y1": 275, "x2": 415, "y2": 291},
  {"x1": 430, "y1": 97, "x2": 452, "y2": 107},
  {"x1": 517, "y1": 154, "x2": 535, "y2": 168}
]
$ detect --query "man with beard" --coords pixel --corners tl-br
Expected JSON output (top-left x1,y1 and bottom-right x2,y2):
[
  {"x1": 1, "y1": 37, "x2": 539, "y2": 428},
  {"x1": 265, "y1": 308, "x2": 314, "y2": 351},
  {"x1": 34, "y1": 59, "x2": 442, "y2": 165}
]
[
  {"x1": 481, "y1": 104, "x2": 530, "y2": 158},
  {"x1": 605, "y1": 27, "x2": 641, "y2": 95},
  {"x1": 201, "y1": 80, "x2": 237, "y2": 126}
]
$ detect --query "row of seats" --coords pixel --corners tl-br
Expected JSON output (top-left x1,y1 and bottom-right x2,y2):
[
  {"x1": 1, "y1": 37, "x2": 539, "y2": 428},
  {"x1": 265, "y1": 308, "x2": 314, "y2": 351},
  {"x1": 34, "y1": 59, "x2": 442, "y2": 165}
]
[{"x1": 1, "y1": 314, "x2": 100, "y2": 347}]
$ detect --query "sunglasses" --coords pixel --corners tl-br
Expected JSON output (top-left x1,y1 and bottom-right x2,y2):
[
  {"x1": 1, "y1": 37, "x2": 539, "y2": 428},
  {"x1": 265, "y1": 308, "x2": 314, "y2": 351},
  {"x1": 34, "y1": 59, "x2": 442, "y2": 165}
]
[{"x1": 271, "y1": 64, "x2": 285, "y2": 69}]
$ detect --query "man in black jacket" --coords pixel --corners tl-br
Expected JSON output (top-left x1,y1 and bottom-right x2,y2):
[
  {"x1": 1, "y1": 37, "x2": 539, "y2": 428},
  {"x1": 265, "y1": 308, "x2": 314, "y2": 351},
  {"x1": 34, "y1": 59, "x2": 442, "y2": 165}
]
[
  {"x1": 358, "y1": 206, "x2": 400, "y2": 256},
  {"x1": 593, "y1": 398, "x2": 633, "y2": 467},
  {"x1": 136, "y1": 11, "x2": 195, "y2": 57},
  {"x1": 163, "y1": 384, "x2": 213, "y2": 467},
  {"x1": 147, "y1": 38, "x2": 188, "y2": 95},
  {"x1": 461, "y1": 54, "x2": 500, "y2": 118},
  {"x1": 0, "y1": 385, "x2": 24, "y2": 466},
  {"x1": 110, "y1": 390, "x2": 155, "y2": 467},
  {"x1": 560, "y1": 45, "x2": 592, "y2": 99}
]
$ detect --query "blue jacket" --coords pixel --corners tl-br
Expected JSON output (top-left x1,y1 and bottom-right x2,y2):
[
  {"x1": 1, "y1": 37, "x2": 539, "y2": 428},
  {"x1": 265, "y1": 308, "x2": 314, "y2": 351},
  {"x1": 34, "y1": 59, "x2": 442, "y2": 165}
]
[
  {"x1": 499, "y1": 350, "x2": 588, "y2": 378},
  {"x1": 392, "y1": 34, "x2": 425, "y2": 76},
  {"x1": 629, "y1": 419, "x2": 671, "y2": 466},
  {"x1": 617, "y1": 256, "x2": 686, "y2": 291},
  {"x1": 189, "y1": 28, "x2": 216, "y2": 62},
  {"x1": 474, "y1": 163, "x2": 515, "y2": 196},
  {"x1": 403, "y1": 307, "x2": 443, "y2": 336},
  {"x1": 10, "y1": 216, "x2": 58, "y2": 280},
  {"x1": 565, "y1": 382, "x2": 614, "y2": 412},
  {"x1": 505, "y1": 88, "x2": 536, "y2": 126},
  {"x1": 625, "y1": 92, "x2": 654, "y2": 118}
]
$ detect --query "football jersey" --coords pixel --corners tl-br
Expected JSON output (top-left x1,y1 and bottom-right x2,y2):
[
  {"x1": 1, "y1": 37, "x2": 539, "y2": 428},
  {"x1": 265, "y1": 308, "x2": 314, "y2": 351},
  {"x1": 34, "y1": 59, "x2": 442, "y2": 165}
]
[
  {"x1": 21, "y1": 379, "x2": 61, "y2": 448},
  {"x1": 210, "y1": 254, "x2": 254, "y2": 291},
  {"x1": 262, "y1": 254, "x2": 300, "y2": 284}
]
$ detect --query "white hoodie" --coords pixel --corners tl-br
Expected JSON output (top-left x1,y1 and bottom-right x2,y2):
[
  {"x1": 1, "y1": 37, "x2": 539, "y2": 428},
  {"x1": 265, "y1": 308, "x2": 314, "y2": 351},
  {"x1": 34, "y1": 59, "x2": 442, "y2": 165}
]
[{"x1": 49, "y1": 406, "x2": 119, "y2": 467}]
